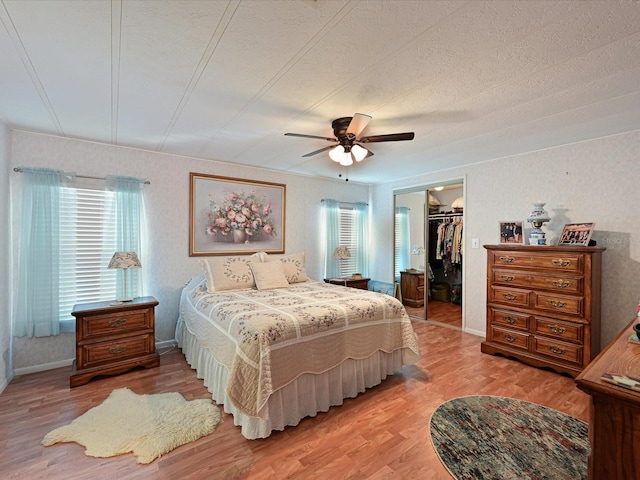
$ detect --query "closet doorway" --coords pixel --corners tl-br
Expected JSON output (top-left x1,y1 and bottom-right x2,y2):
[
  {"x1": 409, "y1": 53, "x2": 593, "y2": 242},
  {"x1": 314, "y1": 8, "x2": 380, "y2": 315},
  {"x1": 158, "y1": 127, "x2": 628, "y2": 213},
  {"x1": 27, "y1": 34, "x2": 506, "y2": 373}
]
[{"x1": 394, "y1": 179, "x2": 464, "y2": 330}]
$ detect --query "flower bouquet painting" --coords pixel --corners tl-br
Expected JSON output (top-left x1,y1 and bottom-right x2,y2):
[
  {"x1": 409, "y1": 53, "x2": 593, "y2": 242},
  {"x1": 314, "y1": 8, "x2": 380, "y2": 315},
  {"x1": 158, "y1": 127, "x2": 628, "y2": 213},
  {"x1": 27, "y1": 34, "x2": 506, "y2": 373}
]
[{"x1": 190, "y1": 173, "x2": 285, "y2": 256}]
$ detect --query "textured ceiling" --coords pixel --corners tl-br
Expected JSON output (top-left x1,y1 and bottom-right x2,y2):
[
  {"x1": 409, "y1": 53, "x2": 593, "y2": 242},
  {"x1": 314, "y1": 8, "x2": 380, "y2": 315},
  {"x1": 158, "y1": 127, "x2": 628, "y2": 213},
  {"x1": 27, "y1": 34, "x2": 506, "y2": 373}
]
[{"x1": 1, "y1": 0, "x2": 639, "y2": 184}]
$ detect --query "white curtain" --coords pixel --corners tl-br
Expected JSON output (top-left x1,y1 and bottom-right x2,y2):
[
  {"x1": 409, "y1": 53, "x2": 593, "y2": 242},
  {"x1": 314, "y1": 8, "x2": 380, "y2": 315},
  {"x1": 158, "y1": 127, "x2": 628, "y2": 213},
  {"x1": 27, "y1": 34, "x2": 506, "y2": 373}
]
[
  {"x1": 353, "y1": 201, "x2": 369, "y2": 277},
  {"x1": 322, "y1": 199, "x2": 341, "y2": 278},
  {"x1": 14, "y1": 168, "x2": 73, "y2": 337},
  {"x1": 395, "y1": 207, "x2": 411, "y2": 281},
  {"x1": 106, "y1": 176, "x2": 147, "y2": 300}
]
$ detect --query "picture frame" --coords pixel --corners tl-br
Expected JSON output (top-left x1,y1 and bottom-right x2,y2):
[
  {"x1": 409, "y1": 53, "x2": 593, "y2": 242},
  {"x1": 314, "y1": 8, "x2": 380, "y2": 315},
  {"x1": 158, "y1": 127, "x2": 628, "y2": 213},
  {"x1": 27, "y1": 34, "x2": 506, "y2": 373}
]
[
  {"x1": 499, "y1": 221, "x2": 524, "y2": 244},
  {"x1": 189, "y1": 173, "x2": 286, "y2": 256},
  {"x1": 558, "y1": 223, "x2": 595, "y2": 246}
]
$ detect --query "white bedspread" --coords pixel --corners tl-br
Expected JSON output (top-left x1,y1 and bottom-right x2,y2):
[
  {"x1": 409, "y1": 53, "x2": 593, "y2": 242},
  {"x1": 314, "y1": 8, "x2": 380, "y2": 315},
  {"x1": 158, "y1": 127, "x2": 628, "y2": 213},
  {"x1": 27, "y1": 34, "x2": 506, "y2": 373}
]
[{"x1": 180, "y1": 276, "x2": 420, "y2": 420}]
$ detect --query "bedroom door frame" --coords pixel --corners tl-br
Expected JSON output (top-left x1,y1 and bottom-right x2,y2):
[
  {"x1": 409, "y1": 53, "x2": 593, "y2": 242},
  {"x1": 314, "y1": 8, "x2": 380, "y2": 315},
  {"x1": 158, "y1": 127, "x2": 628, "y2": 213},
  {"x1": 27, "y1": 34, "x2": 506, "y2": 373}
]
[{"x1": 393, "y1": 176, "x2": 466, "y2": 329}]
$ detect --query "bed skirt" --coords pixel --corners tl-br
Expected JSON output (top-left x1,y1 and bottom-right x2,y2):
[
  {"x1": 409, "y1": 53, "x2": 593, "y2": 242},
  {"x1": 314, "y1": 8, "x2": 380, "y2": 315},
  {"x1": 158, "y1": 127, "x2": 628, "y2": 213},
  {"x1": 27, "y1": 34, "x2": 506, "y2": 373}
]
[{"x1": 177, "y1": 318, "x2": 405, "y2": 439}]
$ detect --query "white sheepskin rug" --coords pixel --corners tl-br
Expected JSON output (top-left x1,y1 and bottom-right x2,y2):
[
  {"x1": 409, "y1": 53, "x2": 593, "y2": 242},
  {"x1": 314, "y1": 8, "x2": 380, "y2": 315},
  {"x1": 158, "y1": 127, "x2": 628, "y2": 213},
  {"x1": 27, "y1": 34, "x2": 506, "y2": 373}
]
[{"x1": 42, "y1": 387, "x2": 221, "y2": 464}]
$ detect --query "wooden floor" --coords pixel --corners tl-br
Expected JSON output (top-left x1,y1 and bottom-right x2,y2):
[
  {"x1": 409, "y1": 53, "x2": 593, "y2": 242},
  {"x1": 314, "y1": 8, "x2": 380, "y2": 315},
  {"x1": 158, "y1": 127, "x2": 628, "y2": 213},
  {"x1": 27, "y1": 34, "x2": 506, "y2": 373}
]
[
  {"x1": 405, "y1": 300, "x2": 462, "y2": 328},
  {"x1": 0, "y1": 321, "x2": 590, "y2": 480}
]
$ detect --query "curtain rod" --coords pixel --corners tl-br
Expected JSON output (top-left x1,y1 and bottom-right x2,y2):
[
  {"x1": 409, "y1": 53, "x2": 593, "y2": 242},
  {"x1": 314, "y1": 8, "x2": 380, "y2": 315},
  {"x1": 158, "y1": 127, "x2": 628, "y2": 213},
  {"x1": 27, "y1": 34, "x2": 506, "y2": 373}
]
[
  {"x1": 13, "y1": 167, "x2": 150, "y2": 184},
  {"x1": 320, "y1": 199, "x2": 369, "y2": 206}
]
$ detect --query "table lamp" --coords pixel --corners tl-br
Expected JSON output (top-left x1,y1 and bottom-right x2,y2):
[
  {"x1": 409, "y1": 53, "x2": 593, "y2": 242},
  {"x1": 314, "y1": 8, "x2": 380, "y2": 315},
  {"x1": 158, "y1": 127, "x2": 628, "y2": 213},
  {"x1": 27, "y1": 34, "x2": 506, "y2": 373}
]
[{"x1": 108, "y1": 251, "x2": 141, "y2": 302}]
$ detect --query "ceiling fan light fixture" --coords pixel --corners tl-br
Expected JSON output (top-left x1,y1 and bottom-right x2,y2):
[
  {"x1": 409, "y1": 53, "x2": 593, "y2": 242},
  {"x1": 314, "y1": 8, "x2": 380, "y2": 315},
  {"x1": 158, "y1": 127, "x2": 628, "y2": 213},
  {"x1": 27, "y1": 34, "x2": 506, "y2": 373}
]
[
  {"x1": 329, "y1": 145, "x2": 345, "y2": 162},
  {"x1": 339, "y1": 153, "x2": 353, "y2": 166},
  {"x1": 351, "y1": 144, "x2": 368, "y2": 162}
]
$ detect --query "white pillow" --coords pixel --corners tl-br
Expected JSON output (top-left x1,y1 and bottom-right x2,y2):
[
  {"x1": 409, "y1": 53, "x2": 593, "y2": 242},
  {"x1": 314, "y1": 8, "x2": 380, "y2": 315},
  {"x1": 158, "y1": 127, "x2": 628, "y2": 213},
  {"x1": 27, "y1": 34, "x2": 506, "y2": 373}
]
[
  {"x1": 199, "y1": 253, "x2": 263, "y2": 292},
  {"x1": 249, "y1": 261, "x2": 290, "y2": 290},
  {"x1": 267, "y1": 252, "x2": 308, "y2": 283}
]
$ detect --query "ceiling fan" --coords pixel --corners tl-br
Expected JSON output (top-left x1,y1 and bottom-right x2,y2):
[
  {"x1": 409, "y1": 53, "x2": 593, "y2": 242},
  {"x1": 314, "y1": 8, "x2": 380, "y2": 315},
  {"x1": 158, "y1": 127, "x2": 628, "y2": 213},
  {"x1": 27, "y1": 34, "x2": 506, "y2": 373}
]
[{"x1": 284, "y1": 113, "x2": 415, "y2": 166}]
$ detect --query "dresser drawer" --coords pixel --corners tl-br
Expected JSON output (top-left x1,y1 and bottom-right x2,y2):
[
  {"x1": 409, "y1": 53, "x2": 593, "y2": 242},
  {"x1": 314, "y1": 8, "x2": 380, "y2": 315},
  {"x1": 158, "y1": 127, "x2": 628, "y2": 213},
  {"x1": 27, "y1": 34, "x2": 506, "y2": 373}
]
[
  {"x1": 489, "y1": 286, "x2": 530, "y2": 307},
  {"x1": 489, "y1": 308, "x2": 529, "y2": 331},
  {"x1": 532, "y1": 336, "x2": 582, "y2": 365},
  {"x1": 534, "y1": 293, "x2": 583, "y2": 317},
  {"x1": 81, "y1": 310, "x2": 152, "y2": 339},
  {"x1": 490, "y1": 326, "x2": 529, "y2": 350},
  {"x1": 492, "y1": 269, "x2": 583, "y2": 294},
  {"x1": 79, "y1": 333, "x2": 155, "y2": 369},
  {"x1": 533, "y1": 317, "x2": 583, "y2": 343},
  {"x1": 490, "y1": 251, "x2": 584, "y2": 273}
]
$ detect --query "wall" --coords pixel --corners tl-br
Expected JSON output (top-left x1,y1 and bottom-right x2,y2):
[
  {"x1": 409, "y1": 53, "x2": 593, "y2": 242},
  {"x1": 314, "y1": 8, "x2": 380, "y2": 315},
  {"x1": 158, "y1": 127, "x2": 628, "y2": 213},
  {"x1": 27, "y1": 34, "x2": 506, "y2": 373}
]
[
  {"x1": 372, "y1": 130, "x2": 640, "y2": 346},
  {"x1": 9, "y1": 130, "x2": 370, "y2": 372},
  {"x1": 0, "y1": 121, "x2": 11, "y2": 393}
]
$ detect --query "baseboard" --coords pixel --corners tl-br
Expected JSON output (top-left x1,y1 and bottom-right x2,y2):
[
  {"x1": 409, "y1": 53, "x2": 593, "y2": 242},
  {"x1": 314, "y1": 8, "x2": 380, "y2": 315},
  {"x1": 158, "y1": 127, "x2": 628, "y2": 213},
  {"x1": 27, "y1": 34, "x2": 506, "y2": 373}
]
[
  {"x1": 463, "y1": 327, "x2": 485, "y2": 337},
  {"x1": 14, "y1": 358, "x2": 74, "y2": 376},
  {"x1": 156, "y1": 339, "x2": 178, "y2": 349}
]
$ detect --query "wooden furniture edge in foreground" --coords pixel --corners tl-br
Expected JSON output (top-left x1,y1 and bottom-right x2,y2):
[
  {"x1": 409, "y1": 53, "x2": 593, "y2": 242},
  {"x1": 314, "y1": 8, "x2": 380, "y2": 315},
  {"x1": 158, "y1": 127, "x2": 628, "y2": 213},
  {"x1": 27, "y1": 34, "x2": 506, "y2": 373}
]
[{"x1": 575, "y1": 318, "x2": 640, "y2": 479}]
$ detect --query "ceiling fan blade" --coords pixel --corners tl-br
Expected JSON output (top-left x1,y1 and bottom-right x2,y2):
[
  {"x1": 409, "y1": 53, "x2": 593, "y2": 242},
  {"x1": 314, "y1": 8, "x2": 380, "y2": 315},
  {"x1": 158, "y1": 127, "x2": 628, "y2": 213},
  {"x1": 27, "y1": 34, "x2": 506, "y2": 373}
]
[
  {"x1": 302, "y1": 145, "x2": 336, "y2": 157},
  {"x1": 285, "y1": 133, "x2": 336, "y2": 142},
  {"x1": 359, "y1": 132, "x2": 415, "y2": 143},
  {"x1": 346, "y1": 113, "x2": 372, "y2": 137}
]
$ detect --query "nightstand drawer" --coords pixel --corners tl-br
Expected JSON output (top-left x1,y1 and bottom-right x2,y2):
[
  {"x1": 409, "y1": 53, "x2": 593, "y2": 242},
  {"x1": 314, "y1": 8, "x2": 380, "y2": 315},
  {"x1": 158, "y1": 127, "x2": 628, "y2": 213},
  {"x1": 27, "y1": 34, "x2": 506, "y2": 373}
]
[
  {"x1": 82, "y1": 310, "x2": 151, "y2": 339},
  {"x1": 79, "y1": 334, "x2": 155, "y2": 369}
]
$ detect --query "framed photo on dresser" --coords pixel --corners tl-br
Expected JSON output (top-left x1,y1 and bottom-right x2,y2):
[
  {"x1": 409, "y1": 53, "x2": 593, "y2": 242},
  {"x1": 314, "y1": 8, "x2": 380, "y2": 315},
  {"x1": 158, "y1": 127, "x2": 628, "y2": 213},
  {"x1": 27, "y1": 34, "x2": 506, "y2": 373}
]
[
  {"x1": 558, "y1": 223, "x2": 595, "y2": 246},
  {"x1": 499, "y1": 221, "x2": 524, "y2": 244}
]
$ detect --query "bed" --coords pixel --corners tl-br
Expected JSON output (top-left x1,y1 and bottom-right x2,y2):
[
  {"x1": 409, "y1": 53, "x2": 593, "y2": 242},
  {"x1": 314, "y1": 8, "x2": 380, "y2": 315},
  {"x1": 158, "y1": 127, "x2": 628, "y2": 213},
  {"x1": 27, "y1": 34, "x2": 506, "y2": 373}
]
[{"x1": 176, "y1": 253, "x2": 421, "y2": 439}]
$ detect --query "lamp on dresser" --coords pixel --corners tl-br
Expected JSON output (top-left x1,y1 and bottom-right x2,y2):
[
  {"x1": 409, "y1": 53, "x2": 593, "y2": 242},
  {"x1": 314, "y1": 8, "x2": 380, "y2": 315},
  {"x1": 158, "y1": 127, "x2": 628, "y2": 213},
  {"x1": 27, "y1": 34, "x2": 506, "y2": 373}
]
[{"x1": 108, "y1": 251, "x2": 141, "y2": 303}]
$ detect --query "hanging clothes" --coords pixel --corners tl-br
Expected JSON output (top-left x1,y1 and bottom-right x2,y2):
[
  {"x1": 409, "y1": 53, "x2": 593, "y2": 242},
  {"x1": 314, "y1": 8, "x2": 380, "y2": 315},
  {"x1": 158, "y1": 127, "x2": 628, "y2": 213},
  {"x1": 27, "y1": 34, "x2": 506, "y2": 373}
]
[{"x1": 430, "y1": 215, "x2": 463, "y2": 273}]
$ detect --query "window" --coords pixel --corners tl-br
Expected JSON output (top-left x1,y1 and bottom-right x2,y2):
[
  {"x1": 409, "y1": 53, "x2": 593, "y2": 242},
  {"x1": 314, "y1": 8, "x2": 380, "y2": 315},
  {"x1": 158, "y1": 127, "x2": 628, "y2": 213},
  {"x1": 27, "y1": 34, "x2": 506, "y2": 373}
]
[
  {"x1": 58, "y1": 186, "x2": 118, "y2": 330},
  {"x1": 322, "y1": 199, "x2": 368, "y2": 278}
]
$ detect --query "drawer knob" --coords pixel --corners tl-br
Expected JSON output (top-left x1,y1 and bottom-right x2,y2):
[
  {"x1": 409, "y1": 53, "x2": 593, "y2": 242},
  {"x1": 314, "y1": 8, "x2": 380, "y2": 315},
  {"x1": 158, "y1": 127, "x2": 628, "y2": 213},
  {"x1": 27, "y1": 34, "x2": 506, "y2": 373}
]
[
  {"x1": 500, "y1": 275, "x2": 514, "y2": 282},
  {"x1": 548, "y1": 345, "x2": 566, "y2": 355},
  {"x1": 108, "y1": 318, "x2": 127, "y2": 328},
  {"x1": 552, "y1": 259, "x2": 571, "y2": 267},
  {"x1": 499, "y1": 256, "x2": 515, "y2": 263},
  {"x1": 109, "y1": 346, "x2": 128, "y2": 355},
  {"x1": 502, "y1": 293, "x2": 518, "y2": 300},
  {"x1": 504, "y1": 316, "x2": 517, "y2": 324},
  {"x1": 502, "y1": 334, "x2": 517, "y2": 343},
  {"x1": 548, "y1": 300, "x2": 567, "y2": 308},
  {"x1": 548, "y1": 324, "x2": 567, "y2": 334},
  {"x1": 552, "y1": 280, "x2": 570, "y2": 288}
]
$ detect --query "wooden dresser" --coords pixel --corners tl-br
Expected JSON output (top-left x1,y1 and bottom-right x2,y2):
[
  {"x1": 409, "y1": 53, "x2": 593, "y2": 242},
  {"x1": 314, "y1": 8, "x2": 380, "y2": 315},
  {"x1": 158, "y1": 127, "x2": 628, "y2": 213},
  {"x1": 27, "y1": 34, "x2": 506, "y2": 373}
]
[
  {"x1": 70, "y1": 296, "x2": 160, "y2": 387},
  {"x1": 400, "y1": 271, "x2": 425, "y2": 307},
  {"x1": 482, "y1": 245, "x2": 604, "y2": 377},
  {"x1": 576, "y1": 319, "x2": 640, "y2": 479}
]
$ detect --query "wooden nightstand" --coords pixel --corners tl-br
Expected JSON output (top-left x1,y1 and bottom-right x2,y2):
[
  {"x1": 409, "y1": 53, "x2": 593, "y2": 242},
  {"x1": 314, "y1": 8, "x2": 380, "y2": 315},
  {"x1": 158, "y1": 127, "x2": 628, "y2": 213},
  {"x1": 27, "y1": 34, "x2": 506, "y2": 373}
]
[
  {"x1": 324, "y1": 277, "x2": 370, "y2": 290},
  {"x1": 400, "y1": 271, "x2": 425, "y2": 307},
  {"x1": 70, "y1": 296, "x2": 160, "y2": 387}
]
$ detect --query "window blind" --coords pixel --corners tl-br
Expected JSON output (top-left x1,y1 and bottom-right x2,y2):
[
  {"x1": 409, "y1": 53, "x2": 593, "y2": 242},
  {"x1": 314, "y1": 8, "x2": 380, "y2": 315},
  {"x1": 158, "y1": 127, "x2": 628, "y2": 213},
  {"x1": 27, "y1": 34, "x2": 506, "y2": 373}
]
[{"x1": 59, "y1": 187, "x2": 117, "y2": 324}]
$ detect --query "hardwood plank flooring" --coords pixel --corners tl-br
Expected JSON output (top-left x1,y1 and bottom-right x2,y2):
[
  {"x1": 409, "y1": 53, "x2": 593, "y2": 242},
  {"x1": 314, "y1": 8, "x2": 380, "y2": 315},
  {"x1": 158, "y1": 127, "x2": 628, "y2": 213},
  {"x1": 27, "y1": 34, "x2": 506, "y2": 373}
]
[
  {"x1": 405, "y1": 300, "x2": 462, "y2": 329},
  {"x1": 0, "y1": 321, "x2": 590, "y2": 479}
]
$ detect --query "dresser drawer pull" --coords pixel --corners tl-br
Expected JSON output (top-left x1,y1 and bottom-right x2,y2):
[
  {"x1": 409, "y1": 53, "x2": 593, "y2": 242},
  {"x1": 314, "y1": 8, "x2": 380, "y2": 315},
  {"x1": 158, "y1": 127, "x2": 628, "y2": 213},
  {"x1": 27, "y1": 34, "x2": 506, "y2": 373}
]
[
  {"x1": 499, "y1": 256, "x2": 515, "y2": 263},
  {"x1": 552, "y1": 259, "x2": 571, "y2": 267},
  {"x1": 108, "y1": 319, "x2": 127, "y2": 328},
  {"x1": 502, "y1": 293, "x2": 518, "y2": 300},
  {"x1": 500, "y1": 275, "x2": 514, "y2": 282},
  {"x1": 548, "y1": 324, "x2": 566, "y2": 334},
  {"x1": 109, "y1": 346, "x2": 128, "y2": 355},
  {"x1": 504, "y1": 316, "x2": 518, "y2": 324},
  {"x1": 547, "y1": 345, "x2": 566, "y2": 355},
  {"x1": 552, "y1": 280, "x2": 571, "y2": 288},
  {"x1": 502, "y1": 334, "x2": 517, "y2": 343},
  {"x1": 548, "y1": 300, "x2": 567, "y2": 308}
]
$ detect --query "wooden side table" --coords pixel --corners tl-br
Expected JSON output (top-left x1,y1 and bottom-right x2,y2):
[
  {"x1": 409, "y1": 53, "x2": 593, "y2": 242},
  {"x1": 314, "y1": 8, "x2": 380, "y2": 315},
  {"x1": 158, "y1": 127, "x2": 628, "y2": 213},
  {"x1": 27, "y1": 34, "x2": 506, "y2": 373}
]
[
  {"x1": 324, "y1": 277, "x2": 370, "y2": 290},
  {"x1": 576, "y1": 318, "x2": 640, "y2": 479},
  {"x1": 400, "y1": 271, "x2": 425, "y2": 307},
  {"x1": 70, "y1": 296, "x2": 160, "y2": 387}
]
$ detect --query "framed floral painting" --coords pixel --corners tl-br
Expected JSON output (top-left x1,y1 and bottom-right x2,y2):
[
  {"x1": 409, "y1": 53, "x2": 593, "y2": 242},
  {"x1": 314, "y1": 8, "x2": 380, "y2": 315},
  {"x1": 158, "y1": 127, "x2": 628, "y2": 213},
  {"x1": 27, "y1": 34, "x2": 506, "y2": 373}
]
[{"x1": 189, "y1": 173, "x2": 286, "y2": 256}]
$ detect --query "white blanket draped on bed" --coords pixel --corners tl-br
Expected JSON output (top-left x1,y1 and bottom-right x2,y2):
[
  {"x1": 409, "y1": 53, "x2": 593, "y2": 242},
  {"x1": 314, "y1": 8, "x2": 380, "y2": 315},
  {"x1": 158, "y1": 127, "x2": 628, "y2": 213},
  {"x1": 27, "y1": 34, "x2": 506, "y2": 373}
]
[{"x1": 177, "y1": 276, "x2": 420, "y2": 434}]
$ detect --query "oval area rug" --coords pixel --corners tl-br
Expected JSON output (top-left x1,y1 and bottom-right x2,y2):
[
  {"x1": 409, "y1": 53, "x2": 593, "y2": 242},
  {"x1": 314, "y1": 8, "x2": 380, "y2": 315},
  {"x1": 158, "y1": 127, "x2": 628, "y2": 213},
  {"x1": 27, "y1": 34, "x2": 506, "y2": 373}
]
[{"x1": 429, "y1": 395, "x2": 588, "y2": 480}]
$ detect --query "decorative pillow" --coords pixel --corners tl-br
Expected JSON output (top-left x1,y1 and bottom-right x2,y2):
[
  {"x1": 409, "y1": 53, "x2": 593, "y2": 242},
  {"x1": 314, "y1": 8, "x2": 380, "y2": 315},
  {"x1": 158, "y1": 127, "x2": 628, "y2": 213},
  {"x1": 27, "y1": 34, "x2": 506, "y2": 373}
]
[
  {"x1": 249, "y1": 261, "x2": 290, "y2": 290},
  {"x1": 267, "y1": 252, "x2": 308, "y2": 283},
  {"x1": 199, "y1": 253, "x2": 263, "y2": 292}
]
